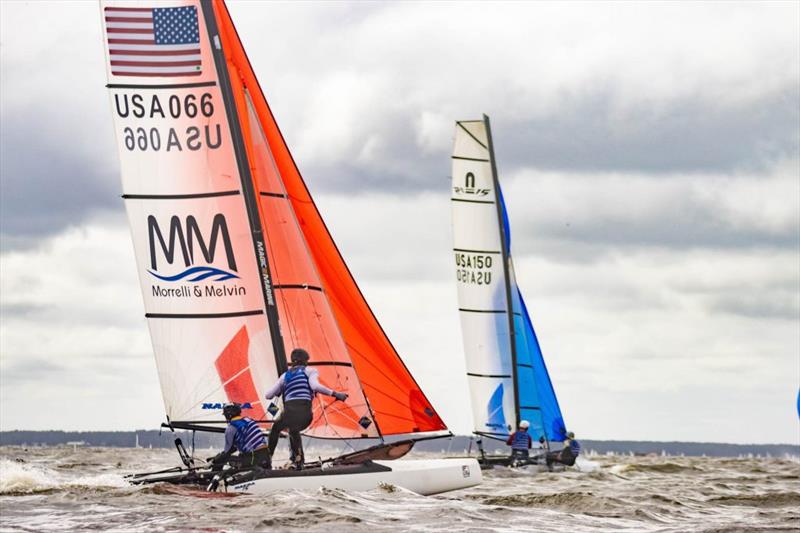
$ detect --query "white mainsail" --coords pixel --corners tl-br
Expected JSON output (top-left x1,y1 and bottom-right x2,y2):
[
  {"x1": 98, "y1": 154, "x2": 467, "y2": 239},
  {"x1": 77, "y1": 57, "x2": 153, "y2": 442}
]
[
  {"x1": 451, "y1": 118, "x2": 516, "y2": 437},
  {"x1": 102, "y1": 0, "x2": 280, "y2": 426}
]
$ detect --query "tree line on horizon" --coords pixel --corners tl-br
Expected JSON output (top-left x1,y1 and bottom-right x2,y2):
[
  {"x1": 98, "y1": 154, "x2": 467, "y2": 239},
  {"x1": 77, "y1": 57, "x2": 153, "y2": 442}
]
[{"x1": 0, "y1": 430, "x2": 797, "y2": 457}]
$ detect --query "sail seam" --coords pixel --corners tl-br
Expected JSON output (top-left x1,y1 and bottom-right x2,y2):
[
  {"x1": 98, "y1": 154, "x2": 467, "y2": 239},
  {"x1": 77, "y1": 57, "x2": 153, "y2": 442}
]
[
  {"x1": 258, "y1": 191, "x2": 288, "y2": 198},
  {"x1": 459, "y1": 308, "x2": 506, "y2": 314}
]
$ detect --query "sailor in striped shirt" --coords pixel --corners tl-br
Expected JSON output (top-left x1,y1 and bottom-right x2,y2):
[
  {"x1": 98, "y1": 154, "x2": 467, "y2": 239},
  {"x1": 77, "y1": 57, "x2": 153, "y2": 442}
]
[
  {"x1": 208, "y1": 402, "x2": 270, "y2": 471},
  {"x1": 264, "y1": 348, "x2": 348, "y2": 469}
]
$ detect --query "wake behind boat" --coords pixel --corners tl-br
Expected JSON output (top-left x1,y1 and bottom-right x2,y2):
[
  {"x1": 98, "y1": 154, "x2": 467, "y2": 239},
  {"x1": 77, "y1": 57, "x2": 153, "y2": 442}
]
[
  {"x1": 451, "y1": 116, "x2": 572, "y2": 470},
  {"x1": 99, "y1": 0, "x2": 479, "y2": 495}
]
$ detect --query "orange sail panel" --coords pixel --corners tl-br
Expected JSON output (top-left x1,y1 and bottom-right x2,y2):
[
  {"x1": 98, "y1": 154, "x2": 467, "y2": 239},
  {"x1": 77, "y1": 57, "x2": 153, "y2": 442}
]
[
  {"x1": 212, "y1": 0, "x2": 446, "y2": 436},
  {"x1": 215, "y1": 326, "x2": 267, "y2": 423}
]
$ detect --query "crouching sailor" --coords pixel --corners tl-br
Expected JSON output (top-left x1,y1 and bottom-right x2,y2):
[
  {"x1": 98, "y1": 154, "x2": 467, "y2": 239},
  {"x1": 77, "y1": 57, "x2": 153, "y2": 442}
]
[
  {"x1": 546, "y1": 431, "x2": 581, "y2": 468},
  {"x1": 506, "y1": 420, "x2": 533, "y2": 465},
  {"x1": 209, "y1": 403, "x2": 271, "y2": 471},
  {"x1": 264, "y1": 348, "x2": 349, "y2": 469}
]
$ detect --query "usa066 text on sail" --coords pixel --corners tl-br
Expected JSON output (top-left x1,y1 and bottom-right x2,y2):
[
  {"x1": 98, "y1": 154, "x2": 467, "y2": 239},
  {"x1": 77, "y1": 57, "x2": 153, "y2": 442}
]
[{"x1": 112, "y1": 92, "x2": 222, "y2": 152}]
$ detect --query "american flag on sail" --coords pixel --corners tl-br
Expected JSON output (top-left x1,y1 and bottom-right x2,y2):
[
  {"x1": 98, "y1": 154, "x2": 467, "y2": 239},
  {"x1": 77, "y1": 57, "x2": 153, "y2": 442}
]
[{"x1": 104, "y1": 5, "x2": 202, "y2": 77}]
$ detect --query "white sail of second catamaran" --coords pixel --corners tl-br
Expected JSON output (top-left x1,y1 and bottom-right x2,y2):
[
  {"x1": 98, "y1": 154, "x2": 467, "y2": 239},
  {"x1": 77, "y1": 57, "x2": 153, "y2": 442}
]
[{"x1": 451, "y1": 116, "x2": 567, "y2": 465}]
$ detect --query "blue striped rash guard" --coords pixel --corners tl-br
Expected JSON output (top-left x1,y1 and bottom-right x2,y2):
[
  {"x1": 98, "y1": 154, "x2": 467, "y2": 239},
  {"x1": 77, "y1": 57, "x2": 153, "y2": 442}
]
[{"x1": 264, "y1": 366, "x2": 335, "y2": 402}]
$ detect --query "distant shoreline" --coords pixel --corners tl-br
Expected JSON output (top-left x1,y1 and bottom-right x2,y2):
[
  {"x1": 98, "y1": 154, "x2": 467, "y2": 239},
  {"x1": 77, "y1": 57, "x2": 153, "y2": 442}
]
[{"x1": 1, "y1": 430, "x2": 797, "y2": 458}]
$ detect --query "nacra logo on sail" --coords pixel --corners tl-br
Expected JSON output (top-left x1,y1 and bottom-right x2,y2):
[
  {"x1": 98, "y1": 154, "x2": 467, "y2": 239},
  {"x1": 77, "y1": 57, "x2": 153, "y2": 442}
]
[{"x1": 201, "y1": 402, "x2": 253, "y2": 410}]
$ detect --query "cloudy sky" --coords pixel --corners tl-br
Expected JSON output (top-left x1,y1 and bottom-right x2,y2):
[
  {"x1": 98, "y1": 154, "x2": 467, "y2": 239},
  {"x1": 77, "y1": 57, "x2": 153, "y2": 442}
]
[{"x1": 1, "y1": 1, "x2": 798, "y2": 444}]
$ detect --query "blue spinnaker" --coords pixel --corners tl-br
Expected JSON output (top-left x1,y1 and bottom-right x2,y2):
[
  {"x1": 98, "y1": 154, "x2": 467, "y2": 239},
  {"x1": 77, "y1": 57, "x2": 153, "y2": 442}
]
[{"x1": 498, "y1": 185, "x2": 567, "y2": 442}]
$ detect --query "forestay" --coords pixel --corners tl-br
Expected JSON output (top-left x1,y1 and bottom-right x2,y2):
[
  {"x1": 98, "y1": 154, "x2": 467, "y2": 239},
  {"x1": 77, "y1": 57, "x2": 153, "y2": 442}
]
[
  {"x1": 451, "y1": 116, "x2": 567, "y2": 443},
  {"x1": 100, "y1": 0, "x2": 446, "y2": 441}
]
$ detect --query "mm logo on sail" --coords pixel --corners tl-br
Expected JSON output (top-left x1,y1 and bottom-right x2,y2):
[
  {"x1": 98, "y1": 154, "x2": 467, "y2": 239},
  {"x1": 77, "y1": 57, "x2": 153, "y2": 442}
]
[{"x1": 147, "y1": 214, "x2": 239, "y2": 282}]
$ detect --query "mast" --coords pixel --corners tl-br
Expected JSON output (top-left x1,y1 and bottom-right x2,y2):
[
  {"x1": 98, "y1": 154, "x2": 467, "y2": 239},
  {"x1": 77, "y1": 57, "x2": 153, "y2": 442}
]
[
  {"x1": 483, "y1": 114, "x2": 520, "y2": 426},
  {"x1": 199, "y1": 0, "x2": 287, "y2": 374}
]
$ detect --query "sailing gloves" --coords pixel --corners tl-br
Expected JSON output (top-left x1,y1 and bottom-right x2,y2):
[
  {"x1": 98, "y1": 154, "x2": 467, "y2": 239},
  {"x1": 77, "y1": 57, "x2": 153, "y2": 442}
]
[{"x1": 333, "y1": 391, "x2": 348, "y2": 402}]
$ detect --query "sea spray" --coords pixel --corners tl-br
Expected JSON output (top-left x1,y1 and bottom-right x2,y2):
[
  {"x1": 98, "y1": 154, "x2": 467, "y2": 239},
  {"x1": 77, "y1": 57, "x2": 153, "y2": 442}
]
[{"x1": 0, "y1": 459, "x2": 127, "y2": 495}]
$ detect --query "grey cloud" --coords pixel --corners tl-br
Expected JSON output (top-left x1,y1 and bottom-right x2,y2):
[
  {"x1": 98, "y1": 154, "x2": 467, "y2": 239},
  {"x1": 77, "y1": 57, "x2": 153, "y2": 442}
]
[
  {"x1": 538, "y1": 212, "x2": 798, "y2": 251},
  {"x1": 0, "y1": 357, "x2": 67, "y2": 386},
  {"x1": 294, "y1": 86, "x2": 799, "y2": 196},
  {"x1": 708, "y1": 293, "x2": 799, "y2": 321},
  {"x1": 0, "y1": 303, "x2": 46, "y2": 319},
  {"x1": 0, "y1": 111, "x2": 120, "y2": 249},
  {"x1": 492, "y1": 89, "x2": 799, "y2": 177}
]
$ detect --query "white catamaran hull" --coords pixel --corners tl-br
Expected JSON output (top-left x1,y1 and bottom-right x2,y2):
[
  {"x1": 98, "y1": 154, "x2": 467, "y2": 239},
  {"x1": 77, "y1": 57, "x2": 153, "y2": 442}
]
[{"x1": 227, "y1": 458, "x2": 482, "y2": 496}]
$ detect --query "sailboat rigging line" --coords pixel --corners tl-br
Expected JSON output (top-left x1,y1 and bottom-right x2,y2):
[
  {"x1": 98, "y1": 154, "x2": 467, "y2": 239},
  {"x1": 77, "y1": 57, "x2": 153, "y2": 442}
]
[
  {"x1": 467, "y1": 372, "x2": 512, "y2": 378},
  {"x1": 484, "y1": 114, "x2": 521, "y2": 427},
  {"x1": 122, "y1": 190, "x2": 240, "y2": 200},
  {"x1": 200, "y1": 0, "x2": 287, "y2": 374},
  {"x1": 457, "y1": 121, "x2": 488, "y2": 149},
  {"x1": 451, "y1": 198, "x2": 494, "y2": 205},
  {"x1": 106, "y1": 81, "x2": 217, "y2": 90},
  {"x1": 145, "y1": 310, "x2": 263, "y2": 319},
  {"x1": 451, "y1": 156, "x2": 490, "y2": 162}
]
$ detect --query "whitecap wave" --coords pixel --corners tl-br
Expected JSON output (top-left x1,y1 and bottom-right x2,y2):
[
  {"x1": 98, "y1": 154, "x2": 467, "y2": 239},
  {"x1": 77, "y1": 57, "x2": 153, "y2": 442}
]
[
  {"x1": 0, "y1": 459, "x2": 127, "y2": 494},
  {"x1": 0, "y1": 459, "x2": 57, "y2": 494}
]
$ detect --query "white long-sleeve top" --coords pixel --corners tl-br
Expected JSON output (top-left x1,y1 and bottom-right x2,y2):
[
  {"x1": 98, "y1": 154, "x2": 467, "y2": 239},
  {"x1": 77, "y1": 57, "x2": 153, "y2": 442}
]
[{"x1": 264, "y1": 366, "x2": 335, "y2": 400}]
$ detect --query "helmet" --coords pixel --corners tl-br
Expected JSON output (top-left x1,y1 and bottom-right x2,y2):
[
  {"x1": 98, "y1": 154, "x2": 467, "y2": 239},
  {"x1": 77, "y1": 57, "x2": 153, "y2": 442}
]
[
  {"x1": 290, "y1": 348, "x2": 310, "y2": 366},
  {"x1": 566, "y1": 431, "x2": 575, "y2": 439},
  {"x1": 222, "y1": 402, "x2": 242, "y2": 420},
  {"x1": 519, "y1": 420, "x2": 530, "y2": 429}
]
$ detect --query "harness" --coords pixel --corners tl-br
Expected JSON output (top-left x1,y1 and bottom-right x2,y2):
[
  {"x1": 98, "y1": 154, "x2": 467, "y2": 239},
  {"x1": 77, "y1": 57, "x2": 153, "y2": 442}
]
[
  {"x1": 230, "y1": 417, "x2": 266, "y2": 453},
  {"x1": 283, "y1": 367, "x2": 313, "y2": 401}
]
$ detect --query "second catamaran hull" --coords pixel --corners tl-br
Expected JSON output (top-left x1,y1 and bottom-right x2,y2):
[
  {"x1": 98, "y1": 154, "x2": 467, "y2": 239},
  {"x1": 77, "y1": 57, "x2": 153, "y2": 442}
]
[{"x1": 226, "y1": 458, "x2": 482, "y2": 496}]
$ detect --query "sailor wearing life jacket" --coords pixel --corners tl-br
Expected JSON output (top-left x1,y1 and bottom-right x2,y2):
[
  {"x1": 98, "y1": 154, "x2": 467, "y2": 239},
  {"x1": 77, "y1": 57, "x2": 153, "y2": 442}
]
[
  {"x1": 264, "y1": 348, "x2": 348, "y2": 469},
  {"x1": 506, "y1": 420, "x2": 533, "y2": 462},
  {"x1": 209, "y1": 402, "x2": 270, "y2": 470},
  {"x1": 546, "y1": 430, "x2": 581, "y2": 468}
]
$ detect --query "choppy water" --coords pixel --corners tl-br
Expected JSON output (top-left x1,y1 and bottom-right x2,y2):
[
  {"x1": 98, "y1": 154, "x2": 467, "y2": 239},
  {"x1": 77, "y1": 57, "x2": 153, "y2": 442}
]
[{"x1": 0, "y1": 446, "x2": 798, "y2": 532}]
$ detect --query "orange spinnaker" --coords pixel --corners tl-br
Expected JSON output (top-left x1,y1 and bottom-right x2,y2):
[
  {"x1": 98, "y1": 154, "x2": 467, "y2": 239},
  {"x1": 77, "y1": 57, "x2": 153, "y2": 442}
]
[{"x1": 212, "y1": 0, "x2": 446, "y2": 436}]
